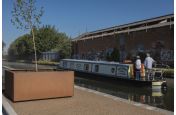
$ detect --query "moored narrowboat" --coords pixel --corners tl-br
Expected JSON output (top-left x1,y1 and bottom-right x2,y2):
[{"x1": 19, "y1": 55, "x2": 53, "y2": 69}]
[{"x1": 59, "y1": 59, "x2": 166, "y2": 87}]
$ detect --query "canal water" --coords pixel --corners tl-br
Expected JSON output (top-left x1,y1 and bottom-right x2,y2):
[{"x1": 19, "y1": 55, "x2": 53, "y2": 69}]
[{"x1": 2, "y1": 61, "x2": 174, "y2": 111}]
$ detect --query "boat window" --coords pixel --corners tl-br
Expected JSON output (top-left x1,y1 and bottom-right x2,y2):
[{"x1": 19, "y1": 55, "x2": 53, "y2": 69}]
[
  {"x1": 70, "y1": 62, "x2": 74, "y2": 68},
  {"x1": 95, "y1": 65, "x2": 99, "y2": 72},
  {"x1": 63, "y1": 61, "x2": 67, "y2": 68},
  {"x1": 76, "y1": 63, "x2": 81, "y2": 69},
  {"x1": 111, "y1": 68, "x2": 115, "y2": 73},
  {"x1": 84, "y1": 64, "x2": 89, "y2": 71}
]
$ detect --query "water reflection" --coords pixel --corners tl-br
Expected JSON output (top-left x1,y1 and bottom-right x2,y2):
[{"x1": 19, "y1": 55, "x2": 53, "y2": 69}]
[{"x1": 75, "y1": 76, "x2": 173, "y2": 111}]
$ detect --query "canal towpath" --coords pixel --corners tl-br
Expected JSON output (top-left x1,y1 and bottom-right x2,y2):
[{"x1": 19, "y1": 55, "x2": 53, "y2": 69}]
[{"x1": 3, "y1": 85, "x2": 173, "y2": 115}]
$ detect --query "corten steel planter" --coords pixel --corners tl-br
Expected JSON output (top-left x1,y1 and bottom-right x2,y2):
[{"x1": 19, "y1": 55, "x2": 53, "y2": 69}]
[{"x1": 5, "y1": 69, "x2": 74, "y2": 102}]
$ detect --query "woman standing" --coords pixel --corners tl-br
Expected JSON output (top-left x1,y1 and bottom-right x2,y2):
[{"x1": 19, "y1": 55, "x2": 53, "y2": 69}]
[{"x1": 135, "y1": 56, "x2": 141, "y2": 80}]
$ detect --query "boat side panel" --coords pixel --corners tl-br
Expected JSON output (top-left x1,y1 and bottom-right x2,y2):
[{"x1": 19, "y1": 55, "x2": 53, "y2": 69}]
[
  {"x1": 116, "y1": 65, "x2": 130, "y2": 79},
  {"x1": 59, "y1": 61, "x2": 63, "y2": 68},
  {"x1": 60, "y1": 59, "x2": 131, "y2": 79},
  {"x1": 92, "y1": 64, "x2": 116, "y2": 76}
]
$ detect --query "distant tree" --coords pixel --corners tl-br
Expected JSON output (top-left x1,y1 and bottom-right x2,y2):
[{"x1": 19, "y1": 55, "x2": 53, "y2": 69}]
[
  {"x1": 8, "y1": 25, "x2": 71, "y2": 60},
  {"x1": 111, "y1": 48, "x2": 120, "y2": 62},
  {"x1": 8, "y1": 34, "x2": 33, "y2": 60},
  {"x1": 106, "y1": 48, "x2": 120, "y2": 62},
  {"x1": 51, "y1": 33, "x2": 72, "y2": 59},
  {"x1": 33, "y1": 25, "x2": 71, "y2": 59},
  {"x1": 11, "y1": 0, "x2": 44, "y2": 71},
  {"x1": 106, "y1": 52, "x2": 111, "y2": 61},
  {"x1": 137, "y1": 52, "x2": 146, "y2": 62},
  {"x1": 2, "y1": 41, "x2": 6, "y2": 58},
  {"x1": 2, "y1": 41, "x2": 6, "y2": 52},
  {"x1": 8, "y1": 40, "x2": 19, "y2": 60},
  {"x1": 34, "y1": 25, "x2": 63, "y2": 53}
]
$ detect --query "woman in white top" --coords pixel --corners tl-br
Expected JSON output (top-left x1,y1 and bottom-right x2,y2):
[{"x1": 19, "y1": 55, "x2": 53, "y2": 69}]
[{"x1": 135, "y1": 56, "x2": 141, "y2": 80}]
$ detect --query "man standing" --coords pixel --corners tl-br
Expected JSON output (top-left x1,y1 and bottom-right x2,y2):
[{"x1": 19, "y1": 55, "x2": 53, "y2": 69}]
[
  {"x1": 135, "y1": 56, "x2": 141, "y2": 80},
  {"x1": 144, "y1": 53, "x2": 155, "y2": 80}
]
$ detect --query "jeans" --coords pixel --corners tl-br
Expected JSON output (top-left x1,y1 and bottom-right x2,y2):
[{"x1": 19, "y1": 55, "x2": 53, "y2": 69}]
[{"x1": 136, "y1": 69, "x2": 141, "y2": 80}]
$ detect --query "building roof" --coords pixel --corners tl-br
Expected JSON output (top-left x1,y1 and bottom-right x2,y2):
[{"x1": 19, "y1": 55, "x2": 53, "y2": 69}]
[{"x1": 72, "y1": 14, "x2": 174, "y2": 42}]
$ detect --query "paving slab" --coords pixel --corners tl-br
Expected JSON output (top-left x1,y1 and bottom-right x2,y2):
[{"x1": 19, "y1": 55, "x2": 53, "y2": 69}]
[{"x1": 4, "y1": 86, "x2": 173, "y2": 115}]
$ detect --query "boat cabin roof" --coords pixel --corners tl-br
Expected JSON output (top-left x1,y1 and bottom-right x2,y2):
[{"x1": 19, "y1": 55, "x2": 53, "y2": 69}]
[{"x1": 61, "y1": 59, "x2": 130, "y2": 66}]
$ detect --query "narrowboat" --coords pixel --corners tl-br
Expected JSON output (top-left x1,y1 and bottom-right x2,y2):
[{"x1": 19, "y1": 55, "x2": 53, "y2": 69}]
[{"x1": 58, "y1": 59, "x2": 167, "y2": 87}]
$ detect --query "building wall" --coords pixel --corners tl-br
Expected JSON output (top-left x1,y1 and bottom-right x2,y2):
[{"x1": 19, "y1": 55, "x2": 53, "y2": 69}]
[
  {"x1": 125, "y1": 26, "x2": 173, "y2": 51},
  {"x1": 72, "y1": 25, "x2": 174, "y2": 65},
  {"x1": 76, "y1": 35, "x2": 117, "y2": 53}
]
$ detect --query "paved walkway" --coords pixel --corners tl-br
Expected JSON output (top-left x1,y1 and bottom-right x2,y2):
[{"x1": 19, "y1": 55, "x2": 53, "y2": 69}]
[{"x1": 4, "y1": 86, "x2": 173, "y2": 115}]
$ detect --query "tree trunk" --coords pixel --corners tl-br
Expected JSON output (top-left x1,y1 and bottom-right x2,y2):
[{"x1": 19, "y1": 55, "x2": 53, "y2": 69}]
[{"x1": 31, "y1": 27, "x2": 38, "y2": 71}]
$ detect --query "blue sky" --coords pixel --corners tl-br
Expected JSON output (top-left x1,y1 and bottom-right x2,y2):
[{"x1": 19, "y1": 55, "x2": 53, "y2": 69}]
[{"x1": 2, "y1": 0, "x2": 174, "y2": 49}]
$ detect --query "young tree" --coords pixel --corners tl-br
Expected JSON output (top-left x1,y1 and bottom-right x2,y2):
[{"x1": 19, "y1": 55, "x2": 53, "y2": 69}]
[{"x1": 11, "y1": 0, "x2": 44, "y2": 71}]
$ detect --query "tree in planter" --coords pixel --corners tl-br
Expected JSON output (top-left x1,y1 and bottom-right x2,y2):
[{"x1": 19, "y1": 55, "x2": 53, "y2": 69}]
[{"x1": 11, "y1": 0, "x2": 44, "y2": 71}]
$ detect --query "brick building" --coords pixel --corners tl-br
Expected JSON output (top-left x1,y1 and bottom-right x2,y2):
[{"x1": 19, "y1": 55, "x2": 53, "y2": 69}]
[{"x1": 72, "y1": 14, "x2": 174, "y2": 65}]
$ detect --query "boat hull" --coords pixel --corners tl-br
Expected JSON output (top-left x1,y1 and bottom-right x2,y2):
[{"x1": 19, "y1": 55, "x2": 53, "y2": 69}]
[{"x1": 74, "y1": 71, "x2": 153, "y2": 86}]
